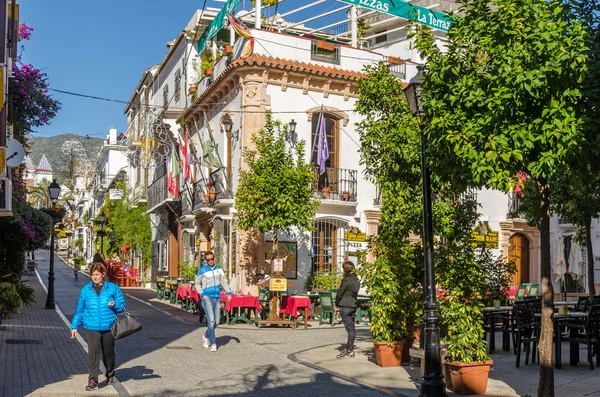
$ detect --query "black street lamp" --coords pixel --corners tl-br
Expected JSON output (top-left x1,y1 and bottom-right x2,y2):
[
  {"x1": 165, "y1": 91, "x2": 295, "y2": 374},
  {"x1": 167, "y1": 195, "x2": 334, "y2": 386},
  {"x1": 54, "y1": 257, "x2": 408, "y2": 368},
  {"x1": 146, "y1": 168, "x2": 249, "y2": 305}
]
[
  {"x1": 404, "y1": 65, "x2": 446, "y2": 397},
  {"x1": 97, "y1": 211, "x2": 106, "y2": 255},
  {"x1": 287, "y1": 119, "x2": 297, "y2": 146},
  {"x1": 45, "y1": 179, "x2": 61, "y2": 310}
]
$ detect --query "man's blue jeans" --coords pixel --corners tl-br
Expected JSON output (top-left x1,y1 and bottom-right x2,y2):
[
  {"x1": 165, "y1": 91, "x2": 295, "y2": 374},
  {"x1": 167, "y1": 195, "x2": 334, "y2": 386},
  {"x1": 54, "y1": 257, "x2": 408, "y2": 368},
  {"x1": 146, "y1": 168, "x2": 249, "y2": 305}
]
[{"x1": 201, "y1": 296, "x2": 220, "y2": 345}]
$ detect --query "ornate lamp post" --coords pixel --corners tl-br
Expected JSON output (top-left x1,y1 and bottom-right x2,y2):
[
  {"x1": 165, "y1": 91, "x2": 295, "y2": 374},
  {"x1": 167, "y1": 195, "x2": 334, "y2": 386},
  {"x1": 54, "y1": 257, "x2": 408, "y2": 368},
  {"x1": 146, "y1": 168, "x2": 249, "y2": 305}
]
[
  {"x1": 45, "y1": 179, "x2": 62, "y2": 310},
  {"x1": 404, "y1": 65, "x2": 446, "y2": 397},
  {"x1": 287, "y1": 119, "x2": 297, "y2": 146}
]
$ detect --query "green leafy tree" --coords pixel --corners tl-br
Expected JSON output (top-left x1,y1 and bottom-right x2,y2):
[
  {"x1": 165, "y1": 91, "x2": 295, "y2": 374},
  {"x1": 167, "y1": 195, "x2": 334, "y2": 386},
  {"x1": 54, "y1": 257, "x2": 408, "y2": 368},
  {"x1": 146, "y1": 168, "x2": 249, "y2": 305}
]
[
  {"x1": 415, "y1": 0, "x2": 589, "y2": 393},
  {"x1": 235, "y1": 112, "x2": 319, "y2": 256}
]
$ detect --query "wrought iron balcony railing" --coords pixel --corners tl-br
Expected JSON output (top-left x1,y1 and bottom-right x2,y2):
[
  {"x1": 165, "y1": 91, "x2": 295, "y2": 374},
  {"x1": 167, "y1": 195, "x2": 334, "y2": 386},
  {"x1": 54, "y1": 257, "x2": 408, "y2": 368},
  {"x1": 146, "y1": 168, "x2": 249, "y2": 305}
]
[
  {"x1": 374, "y1": 184, "x2": 382, "y2": 206},
  {"x1": 147, "y1": 174, "x2": 176, "y2": 211},
  {"x1": 312, "y1": 167, "x2": 357, "y2": 202},
  {"x1": 507, "y1": 191, "x2": 525, "y2": 219}
]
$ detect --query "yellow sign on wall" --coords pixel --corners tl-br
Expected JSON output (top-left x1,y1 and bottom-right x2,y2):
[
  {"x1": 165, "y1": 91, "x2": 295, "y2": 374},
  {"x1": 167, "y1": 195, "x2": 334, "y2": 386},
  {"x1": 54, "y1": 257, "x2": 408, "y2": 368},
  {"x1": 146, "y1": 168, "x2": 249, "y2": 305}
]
[{"x1": 470, "y1": 224, "x2": 499, "y2": 248}]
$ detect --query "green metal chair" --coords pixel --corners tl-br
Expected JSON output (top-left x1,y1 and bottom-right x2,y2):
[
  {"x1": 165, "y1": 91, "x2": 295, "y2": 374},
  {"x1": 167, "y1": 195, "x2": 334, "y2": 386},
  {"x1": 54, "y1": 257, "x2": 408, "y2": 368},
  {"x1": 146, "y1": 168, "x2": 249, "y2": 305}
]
[
  {"x1": 329, "y1": 288, "x2": 338, "y2": 304},
  {"x1": 258, "y1": 287, "x2": 270, "y2": 320},
  {"x1": 515, "y1": 285, "x2": 528, "y2": 301},
  {"x1": 526, "y1": 284, "x2": 539, "y2": 297},
  {"x1": 318, "y1": 292, "x2": 336, "y2": 326},
  {"x1": 156, "y1": 275, "x2": 166, "y2": 299}
]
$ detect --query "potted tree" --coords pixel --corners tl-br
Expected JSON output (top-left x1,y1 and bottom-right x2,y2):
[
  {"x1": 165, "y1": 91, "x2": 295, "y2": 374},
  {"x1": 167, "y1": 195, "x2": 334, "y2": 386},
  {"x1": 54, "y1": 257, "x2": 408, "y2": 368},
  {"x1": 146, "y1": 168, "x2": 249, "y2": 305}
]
[
  {"x1": 358, "y1": 242, "x2": 413, "y2": 367},
  {"x1": 436, "y1": 203, "x2": 492, "y2": 395}
]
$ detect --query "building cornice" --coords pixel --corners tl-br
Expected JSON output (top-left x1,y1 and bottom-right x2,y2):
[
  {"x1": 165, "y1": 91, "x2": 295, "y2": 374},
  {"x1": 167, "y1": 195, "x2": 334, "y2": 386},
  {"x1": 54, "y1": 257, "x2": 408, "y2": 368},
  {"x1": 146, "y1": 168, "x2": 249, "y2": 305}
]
[{"x1": 181, "y1": 54, "x2": 366, "y2": 124}]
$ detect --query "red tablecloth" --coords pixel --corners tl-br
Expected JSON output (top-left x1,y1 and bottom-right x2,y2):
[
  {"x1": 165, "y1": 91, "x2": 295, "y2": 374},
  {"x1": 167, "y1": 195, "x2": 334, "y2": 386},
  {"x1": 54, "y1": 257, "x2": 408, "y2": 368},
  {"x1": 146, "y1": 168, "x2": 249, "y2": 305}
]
[
  {"x1": 280, "y1": 296, "x2": 312, "y2": 318},
  {"x1": 219, "y1": 292, "x2": 261, "y2": 313},
  {"x1": 176, "y1": 285, "x2": 200, "y2": 303}
]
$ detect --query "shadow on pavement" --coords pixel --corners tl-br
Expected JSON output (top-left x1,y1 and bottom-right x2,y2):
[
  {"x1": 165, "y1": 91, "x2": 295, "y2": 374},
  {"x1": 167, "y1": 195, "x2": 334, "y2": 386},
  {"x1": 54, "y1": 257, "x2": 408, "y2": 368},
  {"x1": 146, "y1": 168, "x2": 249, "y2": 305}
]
[
  {"x1": 115, "y1": 365, "x2": 161, "y2": 382},
  {"x1": 133, "y1": 368, "x2": 395, "y2": 397}
]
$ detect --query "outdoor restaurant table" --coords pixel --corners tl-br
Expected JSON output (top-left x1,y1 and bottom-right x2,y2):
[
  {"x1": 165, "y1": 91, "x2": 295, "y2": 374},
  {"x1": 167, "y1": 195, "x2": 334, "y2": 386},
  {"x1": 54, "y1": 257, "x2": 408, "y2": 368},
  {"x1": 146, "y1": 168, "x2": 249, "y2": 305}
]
[
  {"x1": 534, "y1": 312, "x2": 589, "y2": 369},
  {"x1": 555, "y1": 301, "x2": 578, "y2": 307},
  {"x1": 280, "y1": 295, "x2": 312, "y2": 329},
  {"x1": 176, "y1": 284, "x2": 199, "y2": 310},
  {"x1": 220, "y1": 292, "x2": 261, "y2": 325},
  {"x1": 482, "y1": 306, "x2": 513, "y2": 353}
]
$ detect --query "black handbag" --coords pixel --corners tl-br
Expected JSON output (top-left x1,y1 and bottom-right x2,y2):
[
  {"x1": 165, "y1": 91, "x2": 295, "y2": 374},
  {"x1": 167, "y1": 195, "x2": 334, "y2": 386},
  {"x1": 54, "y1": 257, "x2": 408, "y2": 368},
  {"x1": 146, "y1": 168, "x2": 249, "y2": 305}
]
[{"x1": 111, "y1": 311, "x2": 142, "y2": 339}]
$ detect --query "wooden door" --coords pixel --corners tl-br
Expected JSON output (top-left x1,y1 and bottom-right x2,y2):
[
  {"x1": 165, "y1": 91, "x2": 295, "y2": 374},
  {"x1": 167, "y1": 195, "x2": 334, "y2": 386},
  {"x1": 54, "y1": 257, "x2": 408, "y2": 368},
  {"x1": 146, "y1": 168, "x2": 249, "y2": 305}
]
[{"x1": 508, "y1": 234, "x2": 530, "y2": 285}]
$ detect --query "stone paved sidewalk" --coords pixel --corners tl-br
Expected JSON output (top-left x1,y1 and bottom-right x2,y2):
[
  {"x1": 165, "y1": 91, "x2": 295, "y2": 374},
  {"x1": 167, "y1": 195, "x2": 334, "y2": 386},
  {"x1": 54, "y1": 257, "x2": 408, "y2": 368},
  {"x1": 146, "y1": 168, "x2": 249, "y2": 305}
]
[{"x1": 0, "y1": 265, "x2": 119, "y2": 397}]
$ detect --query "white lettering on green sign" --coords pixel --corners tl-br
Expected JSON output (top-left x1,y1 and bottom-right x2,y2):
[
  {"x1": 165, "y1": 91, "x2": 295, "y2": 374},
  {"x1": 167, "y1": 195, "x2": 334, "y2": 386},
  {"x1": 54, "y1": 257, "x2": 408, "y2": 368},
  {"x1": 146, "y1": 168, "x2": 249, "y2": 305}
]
[
  {"x1": 341, "y1": 0, "x2": 451, "y2": 32},
  {"x1": 197, "y1": 0, "x2": 241, "y2": 54}
]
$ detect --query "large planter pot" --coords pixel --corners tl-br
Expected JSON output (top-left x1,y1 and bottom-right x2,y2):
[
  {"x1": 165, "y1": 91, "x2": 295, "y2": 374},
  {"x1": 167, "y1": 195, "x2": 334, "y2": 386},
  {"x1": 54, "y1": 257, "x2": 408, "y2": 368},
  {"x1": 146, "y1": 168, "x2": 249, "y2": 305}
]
[
  {"x1": 374, "y1": 340, "x2": 404, "y2": 367},
  {"x1": 447, "y1": 360, "x2": 493, "y2": 395}
]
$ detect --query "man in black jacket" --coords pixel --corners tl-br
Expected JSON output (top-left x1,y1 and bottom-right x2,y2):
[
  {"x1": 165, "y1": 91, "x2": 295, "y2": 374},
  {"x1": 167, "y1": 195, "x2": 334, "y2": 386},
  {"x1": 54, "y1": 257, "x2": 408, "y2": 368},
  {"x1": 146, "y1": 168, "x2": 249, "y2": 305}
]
[{"x1": 335, "y1": 261, "x2": 360, "y2": 358}]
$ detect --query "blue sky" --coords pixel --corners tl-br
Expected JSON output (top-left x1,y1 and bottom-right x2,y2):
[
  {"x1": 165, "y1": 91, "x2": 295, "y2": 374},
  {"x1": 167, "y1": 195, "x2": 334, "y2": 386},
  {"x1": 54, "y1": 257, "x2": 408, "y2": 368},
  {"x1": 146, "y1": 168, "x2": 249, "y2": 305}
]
[{"x1": 19, "y1": 0, "x2": 348, "y2": 138}]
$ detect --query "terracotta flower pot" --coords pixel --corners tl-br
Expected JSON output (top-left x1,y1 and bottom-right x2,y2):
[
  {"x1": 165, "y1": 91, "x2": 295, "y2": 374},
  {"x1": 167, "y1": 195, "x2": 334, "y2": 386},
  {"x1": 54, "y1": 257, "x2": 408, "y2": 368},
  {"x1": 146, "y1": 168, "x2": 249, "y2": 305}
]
[
  {"x1": 447, "y1": 360, "x2": 493, "y2": 395},
  {"x1": 188, "y1": 85, "x2": 197, "y2": 94},
  {"x1": 208, "y1": 191, "x2": 216, "y2": 200},
  {"x1": 342, "y1": 190, "x2": 350, "y2": 200},
  {"x1": 373, "y1": 340, "x2": 404, "y2": 367},
  {"x1": 202, "y1": 193, "x2": 209, "y2": 201},
  {"x1": 205, "y1": 68, "x2": 213, "y2": 76},
  {"x1": 322, "y1": 187, "x2": 330, "y2": 198},
  {"x1": 225, "y1": 45, "x2": 233, "y2": 54}
]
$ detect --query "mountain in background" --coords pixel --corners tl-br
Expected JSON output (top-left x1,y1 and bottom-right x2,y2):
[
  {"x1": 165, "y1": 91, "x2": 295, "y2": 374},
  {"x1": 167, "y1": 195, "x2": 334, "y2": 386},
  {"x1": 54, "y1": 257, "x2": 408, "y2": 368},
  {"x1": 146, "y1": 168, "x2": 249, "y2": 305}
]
[{"x1": 28, "y1": 134, "x2": 105, "y2": 185}]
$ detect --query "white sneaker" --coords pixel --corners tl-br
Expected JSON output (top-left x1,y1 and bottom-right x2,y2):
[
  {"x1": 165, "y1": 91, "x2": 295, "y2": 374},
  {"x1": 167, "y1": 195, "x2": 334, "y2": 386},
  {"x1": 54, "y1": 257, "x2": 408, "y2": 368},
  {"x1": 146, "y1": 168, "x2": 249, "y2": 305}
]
[
  {"x1": 202, "y1": 336, "x2": 209, "y2": 349},
  {"x1": 209, "y1": 344, "x2": 217, "y2": 352}
]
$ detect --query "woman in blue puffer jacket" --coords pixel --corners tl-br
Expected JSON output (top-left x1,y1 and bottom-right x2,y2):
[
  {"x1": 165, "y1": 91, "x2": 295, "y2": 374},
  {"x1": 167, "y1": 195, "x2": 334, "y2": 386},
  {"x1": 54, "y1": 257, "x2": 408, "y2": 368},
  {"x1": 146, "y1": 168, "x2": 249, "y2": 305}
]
[{"x1": 70, "y1": 262, "x2": 126, "y2": 391}]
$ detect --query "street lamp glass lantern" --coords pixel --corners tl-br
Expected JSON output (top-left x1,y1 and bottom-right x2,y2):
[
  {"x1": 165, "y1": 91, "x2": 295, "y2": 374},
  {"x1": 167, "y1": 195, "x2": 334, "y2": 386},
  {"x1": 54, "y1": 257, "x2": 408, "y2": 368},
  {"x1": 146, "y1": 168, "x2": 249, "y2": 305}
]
[
  {"x1": 98, "y1": 212, "x2": 106, "y2": 227},
  {"x1": 288, "y1": 119, "x2": 297, "y2": 146},
  {"x1": 404, "y1": 65, "x2": 425, "y2": 117},
  {"x1": 48, "y1": 179, "x2": 61, "y2": 202},
  {"x1": 222, "y1": 119, "x2": 233, "y2": 134}
]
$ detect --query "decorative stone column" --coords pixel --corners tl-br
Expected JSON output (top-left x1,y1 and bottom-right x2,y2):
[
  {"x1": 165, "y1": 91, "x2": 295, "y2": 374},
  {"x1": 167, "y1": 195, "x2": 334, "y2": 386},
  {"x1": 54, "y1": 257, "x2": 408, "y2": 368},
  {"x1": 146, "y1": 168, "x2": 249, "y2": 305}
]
[
  {"x1": 364, "y1": 209, "x2": 381, "y2": 263},
  {"x1": 237, "y1": 73, "x2": 270, "y2": 293}
]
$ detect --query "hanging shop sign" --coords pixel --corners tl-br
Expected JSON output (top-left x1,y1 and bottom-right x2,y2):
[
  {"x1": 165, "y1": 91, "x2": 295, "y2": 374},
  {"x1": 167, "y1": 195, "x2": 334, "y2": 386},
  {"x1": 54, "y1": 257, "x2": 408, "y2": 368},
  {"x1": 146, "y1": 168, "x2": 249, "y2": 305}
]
[
  {"x1": 344, "y1": 226, "x2": 367, "y2": 242},
  {"x1": 340, "y1": 0, "x2": 451, "y2": 32},
  {"x1": 197, "y1": 0, "x2": 241, "y2": 54},
  {"x1": 470, "y1": 223, "x2": 499, "y2": 248},
  {"x1": 109, "y1": 189, "x2": 123, "y2": 200}
]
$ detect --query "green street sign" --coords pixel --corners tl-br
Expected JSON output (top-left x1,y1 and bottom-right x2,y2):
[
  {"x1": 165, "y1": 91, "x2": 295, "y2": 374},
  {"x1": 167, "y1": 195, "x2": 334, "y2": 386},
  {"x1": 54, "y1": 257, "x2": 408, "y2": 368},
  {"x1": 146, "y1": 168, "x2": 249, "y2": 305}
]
[
  {"x1": 340, "y1": 0, "x2": 451, "y2": 32},
  {"x1": 197, "y1": 0, "x2": 241, "y2": 54}
]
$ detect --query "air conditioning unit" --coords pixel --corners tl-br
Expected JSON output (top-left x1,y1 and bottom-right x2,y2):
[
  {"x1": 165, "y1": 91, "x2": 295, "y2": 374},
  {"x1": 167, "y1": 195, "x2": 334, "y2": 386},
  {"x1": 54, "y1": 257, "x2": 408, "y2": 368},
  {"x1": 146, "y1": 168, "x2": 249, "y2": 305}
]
[{"x1": 0, "y1": 177, "x2": 12, "y2": 216}]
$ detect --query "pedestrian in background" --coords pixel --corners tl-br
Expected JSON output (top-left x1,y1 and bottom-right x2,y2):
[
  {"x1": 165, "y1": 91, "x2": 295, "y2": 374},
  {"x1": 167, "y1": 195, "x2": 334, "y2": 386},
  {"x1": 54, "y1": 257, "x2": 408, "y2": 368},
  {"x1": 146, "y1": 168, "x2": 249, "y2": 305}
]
[
  {"x1": 335, "y1": 261, "x2": 360, "y2": 358},
  {"x1": 92, "y1": 249, "x2": 105, "y2": 265},
  {"x1": 195, "y1": 251, "x2": 232, "y2": 352},
  {"x1": 70, "y1": 262, "x2": 126, "y2": 391}
]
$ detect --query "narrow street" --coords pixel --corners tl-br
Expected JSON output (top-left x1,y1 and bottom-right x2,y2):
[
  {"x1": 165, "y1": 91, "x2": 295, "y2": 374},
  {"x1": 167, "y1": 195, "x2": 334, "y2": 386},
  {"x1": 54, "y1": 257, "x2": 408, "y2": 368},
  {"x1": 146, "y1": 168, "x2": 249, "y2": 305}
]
[{"x1": 33, "y1": 249, "x2": 386, "y2": 397}]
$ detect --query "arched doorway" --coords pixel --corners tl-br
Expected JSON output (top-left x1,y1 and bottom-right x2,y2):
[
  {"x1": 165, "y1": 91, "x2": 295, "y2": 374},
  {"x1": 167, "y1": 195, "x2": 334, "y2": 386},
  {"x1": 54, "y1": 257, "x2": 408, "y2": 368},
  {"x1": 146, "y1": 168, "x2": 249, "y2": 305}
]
[{"x1": 509, "y1": 234, "x2": 530, "y2": 285}]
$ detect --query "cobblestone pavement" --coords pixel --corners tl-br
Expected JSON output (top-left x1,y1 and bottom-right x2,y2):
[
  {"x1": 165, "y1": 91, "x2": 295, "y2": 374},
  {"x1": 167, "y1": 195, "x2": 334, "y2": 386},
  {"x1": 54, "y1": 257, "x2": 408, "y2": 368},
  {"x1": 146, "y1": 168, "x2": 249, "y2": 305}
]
[
  {"x1": 11, "y1": 249, "x2": 600, "y2": 397},
  {"x1": 0, "y1": 257, "x2": 119, "y2": 396},
  {"x1": 32, "y1": 250, "x2": 390, "y2": 397}
]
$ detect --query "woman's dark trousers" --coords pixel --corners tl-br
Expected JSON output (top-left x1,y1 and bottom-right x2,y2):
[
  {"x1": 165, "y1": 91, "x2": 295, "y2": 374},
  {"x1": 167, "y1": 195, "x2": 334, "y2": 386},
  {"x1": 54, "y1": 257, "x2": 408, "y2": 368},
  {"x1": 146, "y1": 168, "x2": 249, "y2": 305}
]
[
  {"x1": 85, "y1": 329, "x2": 116, "y2": 381},
  {"x1": 340, "y1": 307, "x2": 356, "y2": 351}
]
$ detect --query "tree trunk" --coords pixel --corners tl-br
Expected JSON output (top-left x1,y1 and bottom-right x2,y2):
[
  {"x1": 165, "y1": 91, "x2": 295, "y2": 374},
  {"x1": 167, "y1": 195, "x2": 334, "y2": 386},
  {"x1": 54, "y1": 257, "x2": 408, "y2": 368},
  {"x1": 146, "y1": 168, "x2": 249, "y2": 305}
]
[
  {"x1": 537, "y1": 180, "x2": 554, "y2": 397},
  {"x1": 585, "y1": 217, "x2": 595, "y2": 298}
]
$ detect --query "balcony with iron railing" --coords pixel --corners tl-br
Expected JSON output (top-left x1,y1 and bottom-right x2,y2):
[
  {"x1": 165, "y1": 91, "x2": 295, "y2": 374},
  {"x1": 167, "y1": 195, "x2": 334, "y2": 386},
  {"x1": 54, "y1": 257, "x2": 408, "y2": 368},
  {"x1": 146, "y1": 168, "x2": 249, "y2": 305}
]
[
  {"x1": 312, "y1": 167, "x2": 357, "y2": 203},
  {"x1": 507, "y1": 191, "x2": 525, "y2": 219},
  {"x1": 374, "y1": 184, "x2": 382, "y2": 207},
  {"x1": 191, "y1": 169, "x2": 234, "y2": 212},
  {"x1": 147, "y1": 174, "x2": 177, "y2": 213}
]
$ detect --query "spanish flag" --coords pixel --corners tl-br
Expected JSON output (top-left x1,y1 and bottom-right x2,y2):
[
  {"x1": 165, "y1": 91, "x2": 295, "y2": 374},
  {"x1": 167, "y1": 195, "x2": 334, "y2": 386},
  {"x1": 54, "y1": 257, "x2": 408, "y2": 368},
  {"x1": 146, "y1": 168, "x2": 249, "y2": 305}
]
[{"x1": 228, "y1": 15, "x2": 254, "y2": 59}]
